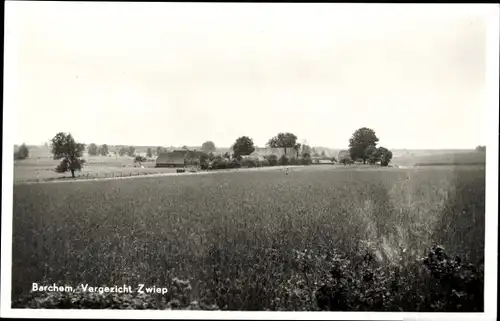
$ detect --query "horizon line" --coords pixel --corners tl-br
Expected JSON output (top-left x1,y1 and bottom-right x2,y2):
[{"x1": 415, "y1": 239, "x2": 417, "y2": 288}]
[{"x1": 14, "y1": 143, "x2": 483, "y2": 151}]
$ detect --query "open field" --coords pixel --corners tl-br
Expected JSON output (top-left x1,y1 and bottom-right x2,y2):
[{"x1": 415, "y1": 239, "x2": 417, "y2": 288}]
[
  {"x1": 13, "y1": 148, "x2": 486, "y2": 184},
  {"x1": 412, "y1": 151, "x2": 486, "y2": 166},
  {"x1": 13, "y1": 156, "x2": 177, "y2": 183},
  {"x1": 11, "y1": 165, "x2": 485, "y2": 311},
  {"x1": 392, "y1": 150, "x2": 486, "y2": 167}
]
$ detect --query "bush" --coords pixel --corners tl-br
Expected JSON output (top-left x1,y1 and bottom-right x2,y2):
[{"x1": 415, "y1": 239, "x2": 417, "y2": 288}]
[
  {"x1": 266, "y1": 155, "x2": 278, "y2": 166},
  {"x1": 200, "y1": 161, "x2": 209, "y2": 170},
  {"x1": 259, "y1": 159, "x2": 270, "y2": 167},
  {"x1": 229, "y1": 158, "x2": 241, "y2": 169},
  {"x1": 421, "y1": 245, "x2": 484, "y2": 311},
  {"x1": 301, "y1": 156, "x2": 312, "y2": 165},
  {"x1": 211, "y1": 158, "x2": 229, "y2": 170},
  {"x1": 241, "y1": 157, "x2": 258, "y2": 168},
  {"x1": 272, "y1": 245, "x2": 483, "y2": 312},
  {"x1": 340, "y1": 157, "x2": 354, "y2": 165},
  {"x1": 200, "y1": 152, "x2": 210, "y2": 164},
  {"x1": 289, "y1": 157, "x2": 300, "y2": 165},
  {"x1": 278, "y1": 155, "x2": 289, "y2": 166}
]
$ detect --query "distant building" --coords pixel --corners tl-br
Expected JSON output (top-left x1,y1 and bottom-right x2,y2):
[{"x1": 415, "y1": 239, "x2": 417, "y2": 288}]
[
  {"x1": 155, "y1": 150, "x2": 187, "y2": 168},
  {"x1": 337, "y1": 149, "x2": 350, "y2": 160},
  {"x1": 247, "y1": 147, "x2": 299, "y2": 159},
  {"x1": 155, "y1": 149, "x2": 206, "y2": 167}
]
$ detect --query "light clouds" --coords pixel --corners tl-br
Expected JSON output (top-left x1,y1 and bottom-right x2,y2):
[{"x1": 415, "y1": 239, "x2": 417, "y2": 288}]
[{"x1": 5, "y1": 2, "x2": 491, "y2": 149}]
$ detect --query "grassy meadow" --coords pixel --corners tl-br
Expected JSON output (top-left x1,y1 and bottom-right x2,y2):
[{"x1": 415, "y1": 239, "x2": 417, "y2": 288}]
[
  {"x1": 13, "y1": 155, "x2": 178, "y2": 183},
  {"x1": 11, "y1": 164, "x2": 485, "y2": 311},
  {"x1": 13, "y1": 147, "x2": 486, "y2": 184}
]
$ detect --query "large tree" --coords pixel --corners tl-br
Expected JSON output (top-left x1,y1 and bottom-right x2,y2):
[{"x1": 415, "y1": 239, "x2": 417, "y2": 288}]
[
  {"x1": 378, "y1": 147, "x2": 393, "y2": 167},
  {"x1": 118, "y1": 147, "x2": 127, "y2": 157},
  {"x1": 267, "y1": 132, "x2": 298, "y2": 148},
  {"x1": 268, "y1": 132, "x2": 302, "y2": 158},
  {"x1": 201, "y1": 141, "x2": 216, "y2": 153},
  {"x1": 128, "y1": 146, "x2": 136, "y2": 157},
  {"x1": 14, "y1": 143, "x2": 29, "y2": 160},
  {"x1": 301, "y1": 144, "x2": 312, "y2": 157},
  {"x1": 99, "y1": 144, "x2": 109, "y2": 156},
  {"x1": 365, "y1": 146, "x2": 381, "y2": 165},
  {"x1": 232, "y1": 136, "x2": 255, "y2": 158},
  {"x1": 87, "y1": 143, "x2": 98, "y2": 156},
  {"x1": 51, "y1": 132, "x2": 86, "y2": 178},
  {"x1": 348, "y1": 127, "x2": 379, "y2": 164}
]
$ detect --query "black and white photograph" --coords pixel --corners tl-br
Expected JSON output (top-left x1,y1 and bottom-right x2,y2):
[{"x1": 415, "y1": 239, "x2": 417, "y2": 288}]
[{"x1": 1, "y1": 2, "x2": 498, "y2": 320}]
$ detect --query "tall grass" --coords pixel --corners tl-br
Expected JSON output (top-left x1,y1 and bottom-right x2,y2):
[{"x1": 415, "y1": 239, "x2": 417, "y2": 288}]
[{"x1": 12, "y1": 166, "x2": 485, "y2": 310}]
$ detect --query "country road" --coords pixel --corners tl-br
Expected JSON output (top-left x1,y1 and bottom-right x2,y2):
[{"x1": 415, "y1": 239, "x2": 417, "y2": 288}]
[{"x1": 14, "y1": 165, "x2": 308, "y2": 185}]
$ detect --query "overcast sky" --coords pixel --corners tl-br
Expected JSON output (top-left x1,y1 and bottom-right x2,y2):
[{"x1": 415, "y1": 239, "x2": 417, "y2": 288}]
[{"x1": 5, "y1": 3, "x2": 492, "y2": 149}]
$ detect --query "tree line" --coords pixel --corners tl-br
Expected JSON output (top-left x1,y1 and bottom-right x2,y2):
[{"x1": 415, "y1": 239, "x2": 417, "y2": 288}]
[{"x1": 41, "y1": 128, "x2": 394, "y2": 177}]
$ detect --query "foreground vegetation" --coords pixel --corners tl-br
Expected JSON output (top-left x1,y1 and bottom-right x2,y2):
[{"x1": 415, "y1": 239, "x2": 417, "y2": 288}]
[{"x1": 12, "y1": 166, "x2": 484, "y2": 311}]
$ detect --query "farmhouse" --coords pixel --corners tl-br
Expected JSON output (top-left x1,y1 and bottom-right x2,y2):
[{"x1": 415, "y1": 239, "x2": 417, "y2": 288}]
[
  {"x1": 337, "y1": 150, "x2": 350, "y2": 160},
  {"x1": 246, "y1": 147, "x2": 299, "y2": 159},
  {"x1": 155, "y1": 150, "x2": 186, "y2": 168}
]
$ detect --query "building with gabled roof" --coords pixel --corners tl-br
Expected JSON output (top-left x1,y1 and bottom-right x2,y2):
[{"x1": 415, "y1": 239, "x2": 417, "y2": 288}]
[
  {"x1": 337, "y1": 149, "x2": 350, "y2": 161},
  {"x1": 155, "y1": 150, "x2": 186, "y2": 168}
]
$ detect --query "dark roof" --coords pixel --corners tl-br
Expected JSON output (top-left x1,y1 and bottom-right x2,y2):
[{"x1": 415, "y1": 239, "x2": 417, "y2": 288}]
[
  {"x1": 337, "y1": 150, "x2": 350, "y2": 159},
  {"x1": 156, "y1": 151, "x2": 186, "y2": 165}
]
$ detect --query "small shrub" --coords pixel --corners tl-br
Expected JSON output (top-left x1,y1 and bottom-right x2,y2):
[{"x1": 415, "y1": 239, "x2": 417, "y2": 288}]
[
  {"x1": 259, "y1": 159, "x2": 270, "y2": 167},
  {"x1": 241, "y1": 157, "x2": 258, "y2": 168},
  {"x1": 229, "y1": 158, "x2": 241, "y2": 169},
  {"x1": 266, "y1": 155, "x2": 278, "y2": 166},
  {"x1": 232, "y1": 153, "x2": 243, "y2": 161},
  {"x1": 278, "y1": 155, "x2": 289, "y2": 166},
  {"x1": 211, "y1": 157, "x2": 229, "y2": 170},
  {"x1": 289, "y1": 157, "x2": 300, "y2": 165},
  {"x1": 301, "y1": 156, "x2": 312, "y2": 165},
  {"x1": 421, "y1": 245, "x2": 484, "y2": 312},
  {"x1": 339, "y1": 157, "x2": 353, "y2": 165}
]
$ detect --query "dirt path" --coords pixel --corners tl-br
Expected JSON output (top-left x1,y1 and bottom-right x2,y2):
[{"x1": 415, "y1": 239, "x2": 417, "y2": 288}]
[{"x1": 14, "y1": 165, "x2": 307, "y2": 185}]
